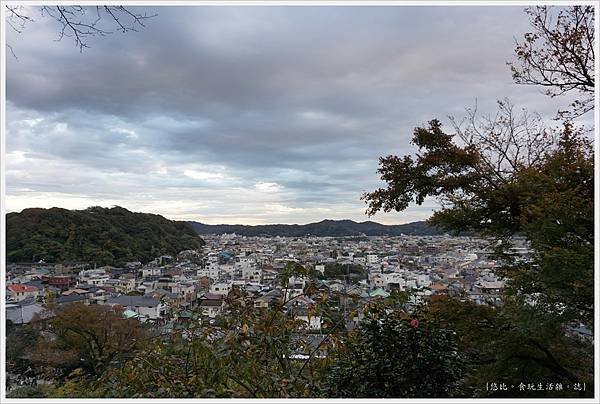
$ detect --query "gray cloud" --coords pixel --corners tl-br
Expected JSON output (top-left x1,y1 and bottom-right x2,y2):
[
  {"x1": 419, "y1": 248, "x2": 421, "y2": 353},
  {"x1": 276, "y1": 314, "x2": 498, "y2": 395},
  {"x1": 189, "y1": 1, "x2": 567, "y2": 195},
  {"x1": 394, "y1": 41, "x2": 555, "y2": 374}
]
[{"x1": 5, "y1": 6, "x2": 574, "y2": 224}]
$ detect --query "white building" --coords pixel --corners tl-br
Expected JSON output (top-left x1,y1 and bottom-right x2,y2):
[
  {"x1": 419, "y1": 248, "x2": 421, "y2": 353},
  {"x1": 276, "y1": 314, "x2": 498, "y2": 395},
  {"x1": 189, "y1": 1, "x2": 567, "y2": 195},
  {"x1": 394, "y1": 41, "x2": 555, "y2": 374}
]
[
  {"x1": 284, "y1": 276, "x2": 305, "y2": 301},
  {"x1": 238, "y1": 257, "x2": 256, "y2": 265},
  {"x1": 366, "y1": 254, "x2": 379, "y2": 264},
  {"x1": 297, "y1": 312, "x2": 321, "y2": 330},
  {"x1": 415, "y1": 274, "x2": 432, "y2": 288},
  {"x1": 136, "y1": 279, "x2": 158, "y2": 294},
  {"x1": 242, "y1": 266, "x2": 262, "y2": 284},
  {"x1": 210, "y1": 281, "x2": 232, "y2": 296},
  {"x1": 197, "y1": 262, "x2": 220, "y2": 280},
  {"x1": 78, "y1": 269, "x2": 110, "y2": 286},
  {"x1": 107, "y1": 296, "x2": 163, "y2": 320},
  {"x1": 172, "y1": 282, "x2": 196, "y2": 298},
  {"x1": 142, "y1": 267, "x2": 162, "y2": 277},
  {"x1": 353, "y1": 256, "x2": 367, "y2": 265}
]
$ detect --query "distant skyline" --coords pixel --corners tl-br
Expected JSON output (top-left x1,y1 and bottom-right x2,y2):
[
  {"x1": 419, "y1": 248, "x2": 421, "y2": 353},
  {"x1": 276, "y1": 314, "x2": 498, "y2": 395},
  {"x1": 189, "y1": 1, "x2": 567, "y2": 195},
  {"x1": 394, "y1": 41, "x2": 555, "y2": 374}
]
[{"x1": 5, "y1": 5, "x2": 575, "y2": 225}]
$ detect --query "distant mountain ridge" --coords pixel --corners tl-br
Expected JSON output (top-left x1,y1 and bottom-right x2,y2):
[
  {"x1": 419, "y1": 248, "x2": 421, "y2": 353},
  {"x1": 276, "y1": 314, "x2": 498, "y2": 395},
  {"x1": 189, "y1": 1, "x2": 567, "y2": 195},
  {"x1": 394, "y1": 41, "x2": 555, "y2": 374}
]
[
  {"x1": 189, "y1": 219, "x2": 444, "y2": 237},
  {"x1": 6, "y1": 206, "x2": 205, "y2": 265}
]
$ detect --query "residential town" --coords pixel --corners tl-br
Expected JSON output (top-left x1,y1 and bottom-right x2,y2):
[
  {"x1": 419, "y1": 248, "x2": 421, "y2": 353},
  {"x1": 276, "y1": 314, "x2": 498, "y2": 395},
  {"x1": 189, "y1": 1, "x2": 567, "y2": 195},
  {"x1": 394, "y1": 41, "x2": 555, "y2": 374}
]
[
  {"x1": 4, "y1": 3, "x2": 594, "y2": 399},
  {"x1": 7, "y1": 233, "x2": 524, "y2": 330}
]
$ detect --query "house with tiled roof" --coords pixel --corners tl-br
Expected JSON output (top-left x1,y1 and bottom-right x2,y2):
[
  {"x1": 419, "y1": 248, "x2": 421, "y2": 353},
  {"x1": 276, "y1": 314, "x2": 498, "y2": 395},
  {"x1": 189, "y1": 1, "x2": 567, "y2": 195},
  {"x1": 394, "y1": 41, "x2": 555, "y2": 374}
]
[
  {"x1": 56, "y1": 294, "x2": 87, "y2": 305},
  {"x1": 429, "y1": 282, "x2": 448, "y2": 295},
  {"x1": 254, "y1": 289, "x2": 282, "y2": 309},
  {"x1": 41, "y1": 275, "x2": 77, "y2": 291},
  {"x1": 107, "y1": 295, "x2": 163, "y2": 320},
  {"x1": 7, "y1": 284, "x2": 40, "y2": 301},
  {"x1": 198, "y1": 292, "x2": 225, "y2": 318},
  {"x1": 285, "y1": 295, "x2": 321, "y2": 330}
]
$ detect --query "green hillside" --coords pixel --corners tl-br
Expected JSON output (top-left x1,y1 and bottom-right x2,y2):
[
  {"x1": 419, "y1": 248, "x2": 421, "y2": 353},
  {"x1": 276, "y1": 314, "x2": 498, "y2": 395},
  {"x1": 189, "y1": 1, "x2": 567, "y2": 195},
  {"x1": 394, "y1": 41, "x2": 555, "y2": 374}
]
[{"x1": 6, "y1": 206, "x2": 205, "y2": 266}]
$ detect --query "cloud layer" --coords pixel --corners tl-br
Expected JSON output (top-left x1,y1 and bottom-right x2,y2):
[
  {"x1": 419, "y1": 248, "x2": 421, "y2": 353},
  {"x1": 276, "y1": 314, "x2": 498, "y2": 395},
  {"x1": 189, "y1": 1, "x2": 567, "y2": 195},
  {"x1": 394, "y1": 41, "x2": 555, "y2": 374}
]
[{"x1": 5, "y1": 6, "x2": 570, "y2": 224}]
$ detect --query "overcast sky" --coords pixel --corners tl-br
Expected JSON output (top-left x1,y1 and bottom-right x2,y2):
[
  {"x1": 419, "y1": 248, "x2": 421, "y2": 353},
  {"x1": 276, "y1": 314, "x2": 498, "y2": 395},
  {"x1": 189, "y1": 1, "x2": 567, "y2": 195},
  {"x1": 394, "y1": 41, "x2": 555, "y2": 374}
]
[{"x1": 5, "y1": 5, "x2": 575, "y2": 225}]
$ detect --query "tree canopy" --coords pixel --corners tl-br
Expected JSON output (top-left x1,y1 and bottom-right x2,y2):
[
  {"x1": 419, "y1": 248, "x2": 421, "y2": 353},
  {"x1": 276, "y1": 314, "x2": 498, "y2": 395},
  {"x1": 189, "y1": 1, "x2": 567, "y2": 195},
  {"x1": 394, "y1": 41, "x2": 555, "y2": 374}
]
[
  {"x1": 6, "y1": 206, "x2": 205, "y2": 265},
  {"x1": 361, "y1": 4, "x2": 595, "y2": 397},
  {"x1": 327, "y1": 301, "x2": 465, "y2": 398}
]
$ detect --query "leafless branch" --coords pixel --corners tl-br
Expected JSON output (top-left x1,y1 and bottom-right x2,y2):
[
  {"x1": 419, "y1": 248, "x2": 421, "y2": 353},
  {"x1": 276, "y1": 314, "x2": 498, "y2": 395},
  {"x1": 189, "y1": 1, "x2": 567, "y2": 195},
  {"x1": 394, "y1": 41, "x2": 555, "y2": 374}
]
[
  {"x1": 5, "y1": 5, "x2": 156, "y2": 52},
  {"x1": 508, "y1": 6, "x2": 595, "y2": 118},
  {"x1": 5, "y1": 5, "x2": 34, "y2": 33},
  {"x1": 449, "y1": 98, "x2": 556, "y2": 186}
]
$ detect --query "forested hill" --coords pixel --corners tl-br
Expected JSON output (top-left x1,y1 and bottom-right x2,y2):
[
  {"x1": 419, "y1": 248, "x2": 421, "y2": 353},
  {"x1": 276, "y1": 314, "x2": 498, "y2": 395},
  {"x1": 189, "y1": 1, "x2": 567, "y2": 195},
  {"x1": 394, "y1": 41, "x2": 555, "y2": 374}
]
[
  {"x1": 6, "y1": 206, "x2": 205, "y2": 265},
  {"x1": 189, "y1": 219, "x2": 444, "y2": 237}
]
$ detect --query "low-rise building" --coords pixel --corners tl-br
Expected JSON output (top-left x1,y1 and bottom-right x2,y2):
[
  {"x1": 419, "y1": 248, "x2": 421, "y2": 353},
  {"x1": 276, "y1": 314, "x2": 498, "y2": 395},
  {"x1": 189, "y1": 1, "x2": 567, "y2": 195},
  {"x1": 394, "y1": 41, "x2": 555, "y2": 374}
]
[
  {"x1": 107, "y1": 295, "x2": 163, "y2": 320},
  {"x1": 78, "y1": 269, "x2": 110, "y2": 286},
  {"x1": 7, "y1": 284, "x2": 41, "y2": 301}
]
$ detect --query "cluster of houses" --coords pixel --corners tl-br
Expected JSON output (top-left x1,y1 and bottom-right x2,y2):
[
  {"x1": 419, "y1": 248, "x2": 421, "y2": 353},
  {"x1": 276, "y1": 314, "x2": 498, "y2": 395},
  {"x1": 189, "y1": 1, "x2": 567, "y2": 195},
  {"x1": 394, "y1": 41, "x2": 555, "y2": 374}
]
[{"x1": 6, "y1": 234, "x2": 516, "y2": 331}]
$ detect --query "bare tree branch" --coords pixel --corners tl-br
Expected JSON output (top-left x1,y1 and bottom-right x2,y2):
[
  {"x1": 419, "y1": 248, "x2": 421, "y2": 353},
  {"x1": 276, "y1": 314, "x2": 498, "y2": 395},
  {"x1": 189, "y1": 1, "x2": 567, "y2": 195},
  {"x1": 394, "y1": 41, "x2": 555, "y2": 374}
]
[
  {"x1": 507, "y1": 6, "x2": 595, "y2": 119},
  {"x1": 449, "y1": 98, "x2": 555, "y2": 187},
  {"x1": 5, "y1": 5, "x2": 157, "y2": 53}
]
